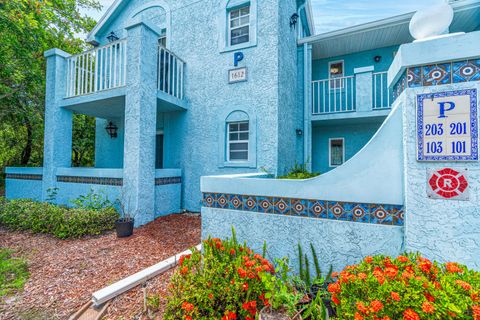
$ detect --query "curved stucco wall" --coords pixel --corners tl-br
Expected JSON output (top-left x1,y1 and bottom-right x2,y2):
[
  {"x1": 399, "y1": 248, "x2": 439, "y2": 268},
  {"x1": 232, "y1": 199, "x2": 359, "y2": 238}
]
[{"x1": 202, "y1": 103, "x2": 404, "y2": 205}]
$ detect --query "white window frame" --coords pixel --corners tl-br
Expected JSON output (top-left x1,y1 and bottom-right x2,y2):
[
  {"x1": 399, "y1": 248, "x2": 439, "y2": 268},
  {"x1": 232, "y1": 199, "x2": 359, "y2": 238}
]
[
  {"x1": 228, "y1": 5, "x2": 250, "y2": 47},
  {"x1": 329, "y1": 137, "x2": 345, "y2": 167},
  {"x1": 328, "y1": 60, "x2": 345, "y2": 89},
  {"x1": 227, "y1": 121, "x2": 249, "y2": 162}
]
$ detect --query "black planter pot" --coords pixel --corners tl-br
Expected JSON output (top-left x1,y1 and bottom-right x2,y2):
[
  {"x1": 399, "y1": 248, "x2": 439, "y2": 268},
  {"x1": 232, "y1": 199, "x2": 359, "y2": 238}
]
[{"x1": 115, "y1": 218, "x2": 134, "y2": 238}]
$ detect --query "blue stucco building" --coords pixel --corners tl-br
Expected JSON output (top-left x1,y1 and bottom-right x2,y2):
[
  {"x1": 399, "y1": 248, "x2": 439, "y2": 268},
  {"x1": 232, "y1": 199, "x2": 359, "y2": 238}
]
[{"x1": 5, "y1": 0, "x2": 480, "y2": 232}]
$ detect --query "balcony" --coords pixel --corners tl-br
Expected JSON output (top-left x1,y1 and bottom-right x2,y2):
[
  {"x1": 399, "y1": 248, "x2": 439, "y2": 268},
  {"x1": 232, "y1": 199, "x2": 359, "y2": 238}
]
[
  {"x1": 312, "y1": 71, "x2": 392, "y2": 120},
  {"x1": 63, "y1": 40, "x2": 186, "y2": 115}
]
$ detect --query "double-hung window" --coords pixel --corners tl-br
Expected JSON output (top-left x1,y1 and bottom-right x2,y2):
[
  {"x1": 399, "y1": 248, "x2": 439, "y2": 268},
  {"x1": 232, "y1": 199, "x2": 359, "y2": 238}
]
[
  {"x1": 227, "y1": 121, "x2": 249, "y2": 161},
  {"x1": 229, "y1": 5, "x2": 250, "y2": 46}
]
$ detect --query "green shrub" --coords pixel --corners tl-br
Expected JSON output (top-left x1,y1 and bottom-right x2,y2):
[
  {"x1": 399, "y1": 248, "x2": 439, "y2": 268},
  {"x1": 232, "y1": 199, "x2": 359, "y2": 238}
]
[
  {"x1": 279, "y1": 163, "x2": 320, "y2": 180},
  {"x1": 164, "y1": 233, "x2": 277, "y2": 320},
  {"x1": 0, "y1": 198, "x2": 118, "y2": 239},
  {"x1": 0, "y1": 248, "x2": 29, "y2": 296}
]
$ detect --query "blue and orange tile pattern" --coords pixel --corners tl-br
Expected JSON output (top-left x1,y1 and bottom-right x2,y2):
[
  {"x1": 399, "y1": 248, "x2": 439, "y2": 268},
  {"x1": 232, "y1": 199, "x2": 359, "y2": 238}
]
[
  {"x1": 203, "y1": 193, "x2": 404, "y2": 227},
  {"x1": 393, "y1": 59, "x2": 480, "y2": 101}
]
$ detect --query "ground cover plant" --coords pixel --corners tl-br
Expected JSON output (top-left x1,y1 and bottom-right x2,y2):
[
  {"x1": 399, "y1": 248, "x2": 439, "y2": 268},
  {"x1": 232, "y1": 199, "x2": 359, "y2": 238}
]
[
  {"x1": 329, "y1": 253, "x2": 480, "y2": 319},
  {"x1": 0, "y1": 248, "x2": 29, "y2": 297},
  {"x1": 0, "y1": 197, "x2": 118, "y2": 239}
]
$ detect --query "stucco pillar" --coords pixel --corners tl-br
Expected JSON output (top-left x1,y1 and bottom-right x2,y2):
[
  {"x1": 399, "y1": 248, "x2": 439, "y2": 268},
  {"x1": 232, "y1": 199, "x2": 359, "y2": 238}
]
[
  {"x1": 123, "y1": 21, "x2": 160, "y2": 226},
  {"x1": 42, "y1": 49, "x2": 73, "y2": 200},
  {"x1": 354, "y1": 66, "x2": 374, "y2": 112},
  {"x1": 389, "y1": 32, "x2": 480, "y2": 268}
]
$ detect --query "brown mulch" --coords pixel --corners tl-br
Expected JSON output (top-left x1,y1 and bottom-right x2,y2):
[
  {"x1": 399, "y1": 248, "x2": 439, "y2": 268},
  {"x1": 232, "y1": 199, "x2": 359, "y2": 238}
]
[{"x1": 0, "y1": 213, "x2": 201, "y2": 320}]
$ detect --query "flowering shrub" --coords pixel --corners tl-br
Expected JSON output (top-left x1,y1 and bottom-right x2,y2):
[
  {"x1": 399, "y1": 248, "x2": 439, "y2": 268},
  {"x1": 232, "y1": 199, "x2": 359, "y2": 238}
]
[
  {"x1": 164, "y1": 234, "x2": 275, "y2": 320},
  {"x1": 329, "y1": 253, "x2": 480, "y2": 320}
]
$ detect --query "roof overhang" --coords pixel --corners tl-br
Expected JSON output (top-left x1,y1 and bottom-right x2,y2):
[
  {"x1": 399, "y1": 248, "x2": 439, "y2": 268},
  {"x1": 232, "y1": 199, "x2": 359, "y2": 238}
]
[{"x1": 300, "y1": 0, "x2": 480, "y2": 60}]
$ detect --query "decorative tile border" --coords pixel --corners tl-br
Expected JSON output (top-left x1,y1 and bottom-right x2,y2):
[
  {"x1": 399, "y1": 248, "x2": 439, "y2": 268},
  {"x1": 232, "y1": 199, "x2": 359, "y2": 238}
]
[
  {"x1": 155, "y1": 177, "x2": 182, "y2": 186},
  {"x1": 393, "y1": 58, "x2": 480, "y2": 101},
  {"x1": 57, "y1": 176, "x2": 123, "y2": 186},
  {"x1": 203, "y1": 193, "x2": 404, "y2": 226},
  {"x1": 5, "y1": 173, "x2": 43, "y2": 181}
]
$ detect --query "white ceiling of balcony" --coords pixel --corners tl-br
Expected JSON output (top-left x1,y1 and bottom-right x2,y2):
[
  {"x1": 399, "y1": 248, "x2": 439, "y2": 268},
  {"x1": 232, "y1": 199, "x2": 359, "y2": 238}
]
[{"x1": 301, "y1": 0, "x2": 480, "y2": 60}]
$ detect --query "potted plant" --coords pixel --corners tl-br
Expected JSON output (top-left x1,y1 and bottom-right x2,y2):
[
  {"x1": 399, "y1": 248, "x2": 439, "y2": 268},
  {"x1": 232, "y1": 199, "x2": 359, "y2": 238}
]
[
  {"x1": 259, "y1": 257, "x2": 303, "y2": 320},
  {"x1": 115, "y1": 200, "x2": 135, "y2": 238}
]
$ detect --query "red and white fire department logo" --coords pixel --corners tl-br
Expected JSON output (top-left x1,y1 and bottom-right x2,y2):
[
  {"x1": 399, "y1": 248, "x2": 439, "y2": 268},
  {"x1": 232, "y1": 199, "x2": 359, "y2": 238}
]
[{"x1": 428, "y1": 168, "x2": 468, "y2": 199}]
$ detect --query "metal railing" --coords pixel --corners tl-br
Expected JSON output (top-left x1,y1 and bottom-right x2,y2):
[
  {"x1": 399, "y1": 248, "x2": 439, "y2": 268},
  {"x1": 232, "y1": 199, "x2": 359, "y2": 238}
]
[
  {"x1": 157, "y1": 46, "x2": 185, "y2": 100},
  {"x1": 312, "y1": 76, "x2": 355, "y2": 114},
  {"x1": 372, "y1": 72, "x2": 392, "y2": 109},
  {"x1": 65, "y1": 40, "x2": 127, "y2": 98}
]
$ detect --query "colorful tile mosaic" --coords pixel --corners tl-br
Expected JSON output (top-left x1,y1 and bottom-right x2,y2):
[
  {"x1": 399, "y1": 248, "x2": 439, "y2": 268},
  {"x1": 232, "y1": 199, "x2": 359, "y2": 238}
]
[
  {"x1": 5, "y1": 173, "x2": 43, "y2": 181},
  {"x1": 57, "y1": 175, "x2": 123, "y2": 186},
  {"x1": 202, "y1": 192, "x2": 404, "y2": 227},
  {"x1": 392, "y1": 58, "x2": 480, "y2": 102},
  {"x1": 155, "y1": 177, "x2": 182, "y2": 186}
]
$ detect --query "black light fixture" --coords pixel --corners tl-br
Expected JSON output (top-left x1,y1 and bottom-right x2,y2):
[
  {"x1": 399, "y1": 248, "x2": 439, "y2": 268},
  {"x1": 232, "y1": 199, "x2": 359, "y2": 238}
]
[
  {"x1": 105, "y1": 121, "x2": 118, "y2": 139},
  {"x1": 374, "y1": 55, "x2": 382, "y2": 63},
  {"x1": 290, "y1": 13, "x2": 299, "y2": 29},
  {"x1": 107, "y1": 31, "x2": 119, "y2": 43},
  {"x1": 296, "y1": 129, "x2": 303, "y2": 136}
]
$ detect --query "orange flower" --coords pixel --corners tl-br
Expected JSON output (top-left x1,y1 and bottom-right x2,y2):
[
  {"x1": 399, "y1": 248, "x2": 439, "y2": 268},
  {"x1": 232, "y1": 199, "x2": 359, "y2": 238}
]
[
  {"x1": 185, "y1": 316, "x2": 192, "y2": 320},
  {"x1": 384, "y1": 266, "x2": 398, "y2": 279},
  {"x1": 456, "y1": 280, "x2": 472, "y2": 291},
  {"x1": 358, "y1": 272, "x2": 367, "y2": 280},
  {"x1": 397, "y1": 255, "x2": 410, "y2": 263},
  {"x1": 245, "y1": 260, "x2": 256, "y2": 267},
  {"x1": 331, "y1": 293, "x2": 340, "y2": 305},
  {"x1": 371, "y1": 300, "x2": 383, "y2": 313},
  {"x1": 208, "y1": 293, "x2": 214, "y2": 299},
  {"x1": 181, "y1": 302, "x2": 194, "y2": 313},
  {"x1": 424, "y1": 292, "x2": 435, "y2": 302},
  {"x1": 328, "y1": 282, "x2": 341, "y2": 294},
  {"x1": 422, "y1": 301, "x2": 435, "y2": 314},
  {"x1": 242, "y1": 282, "x2": 249, "y2": 291},
  {"x1": 418, "y1": 258, "x2": 433, "y2": 273},
  {"x1": 445, "y1": 262, "x2": 463, "y2": 273},
  {"x1": 222, "y1": 312, "x2": 237, "y2": 320},
  {"x1": 472, "y1": 305, "x2": 480, "y2": 320},
  {"x1": 180, "y1": 266, "x2": 189, "y2": 275},
  {"x1": 356, "y1": 302, "x2": 368, "y2": 314},
  {"x1": 365, "y1": 256, "x2": 373, "y2": 263},
  {"x1": 403, "y1": 308, "x2": 420, "y2": 320},
  {"x1": 237, "y1": 267, "x2": 247, "y2": 278},
  {"x1": 448, "y1": 311, "x2": 457, "y2": 318},
  {"x1": 230, "y1": 248, "x2": 236, "y2": 255},
  {"x1": 331, "y1": 272, "x2": 339, "y2": 278},
  {"x1": 390, "y1": 291, "x2": 401, "y2": 302},
  {"x1": 354, "y1": 312, "x2": 364, "y2": 320}
]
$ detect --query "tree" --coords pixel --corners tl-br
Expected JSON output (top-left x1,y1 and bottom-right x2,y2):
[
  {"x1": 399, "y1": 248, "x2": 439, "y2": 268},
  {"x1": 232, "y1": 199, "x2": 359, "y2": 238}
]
[{"x1": 0, "y1": 0, "x2": 101, "y2": 168}]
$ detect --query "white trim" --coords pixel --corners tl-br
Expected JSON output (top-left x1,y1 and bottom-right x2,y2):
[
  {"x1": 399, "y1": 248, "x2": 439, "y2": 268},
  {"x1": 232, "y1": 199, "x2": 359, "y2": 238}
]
[
  {"x1": 219, "y1": 0, "x2": 257, "y2": 53},
  {"x1": 226, "y1": 120, "x2": 249, "y2": 163},
  {"x1": 304, "y1": 0, "x2": 315, "y2": 35},
  {"x1": 354, "y1": 65, "x2": 374, "y2": 74},
  {"x1": 86, "y1": 0, "x2": 171, "y2": 45},
  {"x1": 328, "y1": 137, "x2": 345, "y2": 167}
]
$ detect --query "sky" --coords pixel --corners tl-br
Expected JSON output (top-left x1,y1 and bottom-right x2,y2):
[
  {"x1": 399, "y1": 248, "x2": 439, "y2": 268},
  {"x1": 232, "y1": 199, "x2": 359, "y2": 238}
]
[{"x1": 82, "y1": 0, "x2": 445, "y2": 35}]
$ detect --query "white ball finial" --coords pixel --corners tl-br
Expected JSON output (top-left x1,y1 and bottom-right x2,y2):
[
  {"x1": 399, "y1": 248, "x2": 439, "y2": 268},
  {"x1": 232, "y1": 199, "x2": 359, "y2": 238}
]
[{"x1": 409, "y1": 3, "x2": 454, "y2": 40}]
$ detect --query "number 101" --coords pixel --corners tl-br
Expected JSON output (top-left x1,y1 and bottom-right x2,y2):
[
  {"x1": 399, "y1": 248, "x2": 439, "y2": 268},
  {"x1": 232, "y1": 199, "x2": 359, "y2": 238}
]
[{"x1": 451, "y1": 141, "x2": 467, "y2": 154}]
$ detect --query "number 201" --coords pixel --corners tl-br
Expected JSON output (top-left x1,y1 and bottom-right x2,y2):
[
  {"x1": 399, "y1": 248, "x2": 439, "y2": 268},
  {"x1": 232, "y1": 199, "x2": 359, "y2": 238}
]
[{"x1": 450, "y1": 122, "x2": 467, "y2": 135}]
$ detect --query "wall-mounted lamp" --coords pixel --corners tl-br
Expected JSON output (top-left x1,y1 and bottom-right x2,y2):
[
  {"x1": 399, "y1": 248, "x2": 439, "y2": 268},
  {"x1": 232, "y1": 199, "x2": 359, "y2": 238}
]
[
  {"x1": 290, "y1": 13, "x2": 299, "y2": 29},
  {"x1": 107, "y1": 31, "x2": 119, "y2": 43},
  {"x1": 296, "y1": 129, "x2": 303, "y2": 136},
  {"x1": 374, "y1": 55, "x2": 382, "y2": 63},
  {"x1": 105, "y1": 121, "x2": 118, "y2": 139}
]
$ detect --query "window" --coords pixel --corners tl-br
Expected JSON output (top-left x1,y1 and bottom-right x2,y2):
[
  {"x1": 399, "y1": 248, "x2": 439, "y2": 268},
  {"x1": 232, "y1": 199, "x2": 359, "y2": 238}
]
[
  {"x1": 158, "y1": 29, "x2": 167, "y2": 47},
  {"x1": 329, "y1": 61, "x2": 344, "y2": 88},
  {"x1": 227, "y1": 121, "x2": 249, "y2": 161},
  {"x1": 229, "y1": 5, "x2": 250, "y2": 46},
  {"x1": 329, "y1": 138, "x2": 344, "y2": 167}
]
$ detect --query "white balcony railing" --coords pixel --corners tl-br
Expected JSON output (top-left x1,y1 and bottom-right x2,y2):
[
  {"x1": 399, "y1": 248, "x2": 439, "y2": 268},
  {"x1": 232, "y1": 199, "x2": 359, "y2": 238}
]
[
  {"x1": 312, "y1": 76, "x2": 355, "y2": 115},
  {"x1": 373, "y1": 72, "x2": 392, "y2": 110},
  {"x1": 65, "y1": 39, "x2": 127, "y2": 98},
  {"x1": 158, "y1": 46, "x2": 185, "y2": 100}
]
